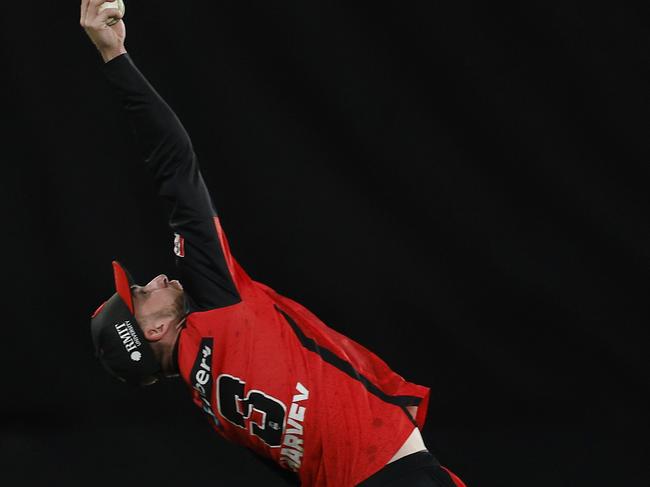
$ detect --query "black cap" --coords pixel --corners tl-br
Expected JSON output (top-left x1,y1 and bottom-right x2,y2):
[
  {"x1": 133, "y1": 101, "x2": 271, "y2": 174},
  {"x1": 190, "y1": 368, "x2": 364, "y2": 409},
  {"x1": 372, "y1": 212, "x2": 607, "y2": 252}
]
[{"x1": 90, "y1": 261, "x2": 160, "y2": 385}]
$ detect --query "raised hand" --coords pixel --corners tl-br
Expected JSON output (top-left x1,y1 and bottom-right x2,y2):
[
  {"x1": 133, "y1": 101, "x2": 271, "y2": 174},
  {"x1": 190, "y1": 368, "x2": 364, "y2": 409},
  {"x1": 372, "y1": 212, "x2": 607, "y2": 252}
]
[{"x1": 80, "y1": 0, "x2": 127, "y2": 62}]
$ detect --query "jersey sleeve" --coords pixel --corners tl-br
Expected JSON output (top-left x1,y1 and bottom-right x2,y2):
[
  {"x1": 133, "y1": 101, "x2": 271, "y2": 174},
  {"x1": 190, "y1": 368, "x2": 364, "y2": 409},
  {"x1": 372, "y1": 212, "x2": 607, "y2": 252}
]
[{"x1": 100, "y1": 53, "x2": 240, "y2": 309}]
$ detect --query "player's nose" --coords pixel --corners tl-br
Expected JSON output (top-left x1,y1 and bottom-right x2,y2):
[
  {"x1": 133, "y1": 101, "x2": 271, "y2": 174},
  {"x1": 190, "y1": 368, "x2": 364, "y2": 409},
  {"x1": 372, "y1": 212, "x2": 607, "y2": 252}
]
[{"x1": 146, "y1": 274, "x2": 169, "y2": 290}]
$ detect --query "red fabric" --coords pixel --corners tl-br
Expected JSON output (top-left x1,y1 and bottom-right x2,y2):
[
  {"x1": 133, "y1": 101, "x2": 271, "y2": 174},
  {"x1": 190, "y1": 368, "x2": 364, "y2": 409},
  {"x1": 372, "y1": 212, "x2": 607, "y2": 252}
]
[
  {"x1": 177, "y1": 222, "x2": 431, "y2": 486},
  {"x1": 91, "y1": 301, "x2": 106, "y2": 318},
  {"x1": 112, "y1": 260, "x2": 134, "y2": 313},
  {"x1": 442, "y1": 467, "x2": 467, "y2": 487}
]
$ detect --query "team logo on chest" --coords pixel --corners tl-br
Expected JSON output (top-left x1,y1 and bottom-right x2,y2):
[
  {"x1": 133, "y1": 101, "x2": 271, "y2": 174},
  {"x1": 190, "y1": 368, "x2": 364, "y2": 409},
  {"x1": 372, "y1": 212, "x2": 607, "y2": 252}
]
[
  {"x1": 173, "y1": 233, "x2": 185, "y2": 257},
  {"x1": 190, "y1": 338, "x2": 220, "y2": 427}
]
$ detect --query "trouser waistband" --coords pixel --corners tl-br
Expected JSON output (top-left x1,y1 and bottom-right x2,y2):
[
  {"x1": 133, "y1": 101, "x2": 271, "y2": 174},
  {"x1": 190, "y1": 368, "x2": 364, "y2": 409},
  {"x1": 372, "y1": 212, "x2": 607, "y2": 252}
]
[{"x1": 357, "y1": 450, "x2": 439, "y2": 486}]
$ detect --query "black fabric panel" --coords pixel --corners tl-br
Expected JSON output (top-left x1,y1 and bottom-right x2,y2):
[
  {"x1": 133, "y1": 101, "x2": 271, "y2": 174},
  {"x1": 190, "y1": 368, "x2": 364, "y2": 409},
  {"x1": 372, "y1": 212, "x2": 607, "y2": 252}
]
[{"x1": 276, "y1": 305, "x2": 422, "y2": 409}]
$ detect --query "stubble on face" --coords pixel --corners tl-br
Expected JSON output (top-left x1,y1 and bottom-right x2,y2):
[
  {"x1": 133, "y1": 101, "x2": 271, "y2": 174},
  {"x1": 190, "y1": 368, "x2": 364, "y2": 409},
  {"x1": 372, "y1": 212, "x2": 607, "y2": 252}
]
[{"x1": 134, "y1": 287, "x2": 186, "y2": 329}]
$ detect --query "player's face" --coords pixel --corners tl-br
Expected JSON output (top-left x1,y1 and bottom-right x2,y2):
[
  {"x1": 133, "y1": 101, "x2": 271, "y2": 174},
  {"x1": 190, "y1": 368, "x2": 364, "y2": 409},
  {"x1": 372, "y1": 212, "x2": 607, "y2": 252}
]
[{"x1": 130, "y1": 274, "x2": 184, "y2": 328}]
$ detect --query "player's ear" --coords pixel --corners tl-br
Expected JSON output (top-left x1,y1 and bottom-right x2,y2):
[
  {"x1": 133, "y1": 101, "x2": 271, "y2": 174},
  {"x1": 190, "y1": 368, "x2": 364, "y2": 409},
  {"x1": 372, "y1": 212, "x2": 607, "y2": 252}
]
[{"x1": 143, "y1": 321, "x2": 169, "y2": 342}]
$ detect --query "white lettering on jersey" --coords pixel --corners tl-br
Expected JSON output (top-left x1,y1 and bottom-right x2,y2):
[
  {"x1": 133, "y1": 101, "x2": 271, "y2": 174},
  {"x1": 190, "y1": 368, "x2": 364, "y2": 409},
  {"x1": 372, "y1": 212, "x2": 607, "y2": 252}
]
[{"x1": 279, "y1": 382, "x2": 309, "y2": 472}]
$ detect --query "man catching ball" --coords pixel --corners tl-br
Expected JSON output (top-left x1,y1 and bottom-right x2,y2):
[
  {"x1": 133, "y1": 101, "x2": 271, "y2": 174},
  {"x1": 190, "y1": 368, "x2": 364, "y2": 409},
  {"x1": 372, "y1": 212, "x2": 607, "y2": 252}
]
[{"x1": 80, "y1": 1, "x2": 466, "y2": 485}]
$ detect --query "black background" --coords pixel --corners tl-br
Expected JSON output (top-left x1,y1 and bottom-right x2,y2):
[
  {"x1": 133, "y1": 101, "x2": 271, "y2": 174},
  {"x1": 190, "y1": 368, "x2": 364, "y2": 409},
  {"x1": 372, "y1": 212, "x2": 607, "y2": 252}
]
[{"x1": 1, "y1": 2, "x2": 648, "y2": 486}]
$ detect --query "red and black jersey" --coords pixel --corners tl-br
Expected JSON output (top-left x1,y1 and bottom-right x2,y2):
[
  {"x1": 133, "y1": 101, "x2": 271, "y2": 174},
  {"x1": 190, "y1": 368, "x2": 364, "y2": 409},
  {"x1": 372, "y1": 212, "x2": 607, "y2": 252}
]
[
  {"x1": 102, "y1": 53, "x2": 431, "y2": 486},
  {"x1": 177, "y1": 218, "x2": 430, "y2": 486}
]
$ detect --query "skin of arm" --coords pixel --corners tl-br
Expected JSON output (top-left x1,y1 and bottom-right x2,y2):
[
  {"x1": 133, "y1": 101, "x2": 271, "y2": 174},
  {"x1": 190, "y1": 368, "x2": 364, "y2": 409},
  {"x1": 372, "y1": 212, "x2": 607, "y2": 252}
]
[{"x1": 80, "y1": 0, "x2": 127, "y2": 62}]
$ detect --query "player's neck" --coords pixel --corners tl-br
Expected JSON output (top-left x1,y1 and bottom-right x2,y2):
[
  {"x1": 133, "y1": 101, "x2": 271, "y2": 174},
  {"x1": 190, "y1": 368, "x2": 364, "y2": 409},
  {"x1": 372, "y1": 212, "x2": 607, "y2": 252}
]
[
  {"x1": 152, "y1": 323, "x2": 183, "y2": 377},
  {"x1": 163, "y1": 332, "x2": 182, "y2": 377}
]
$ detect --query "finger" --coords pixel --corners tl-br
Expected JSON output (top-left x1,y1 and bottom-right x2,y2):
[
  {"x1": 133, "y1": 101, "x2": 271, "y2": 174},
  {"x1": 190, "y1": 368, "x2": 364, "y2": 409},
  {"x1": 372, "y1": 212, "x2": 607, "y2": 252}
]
[
  {"x1": 80, "y1": 0, "x2": 90, "y2": 26},
  {"x1": 86, "y1": 0, "x2": 109, "y2": 23},
  {"x1": 96, "y1": 7, "x2": 124, "y2": 27}
]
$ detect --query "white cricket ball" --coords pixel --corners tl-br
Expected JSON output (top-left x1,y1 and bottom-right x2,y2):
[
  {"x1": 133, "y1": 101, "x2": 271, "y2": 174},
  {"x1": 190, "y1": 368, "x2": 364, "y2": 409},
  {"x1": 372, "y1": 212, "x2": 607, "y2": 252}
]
[{"x1": 99, "y1": 0, "x2": 126, "y2": 27}]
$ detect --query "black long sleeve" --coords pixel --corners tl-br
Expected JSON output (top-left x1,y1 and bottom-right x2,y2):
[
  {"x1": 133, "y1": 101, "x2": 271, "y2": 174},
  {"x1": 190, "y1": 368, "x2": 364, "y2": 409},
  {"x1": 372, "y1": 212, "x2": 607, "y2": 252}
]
[
  {"x1": 100, "y1": 53, "x2": 194, "y2": 178},
  {"x1": 100, "y1": 53, "x2": 240, "y2": 309}
]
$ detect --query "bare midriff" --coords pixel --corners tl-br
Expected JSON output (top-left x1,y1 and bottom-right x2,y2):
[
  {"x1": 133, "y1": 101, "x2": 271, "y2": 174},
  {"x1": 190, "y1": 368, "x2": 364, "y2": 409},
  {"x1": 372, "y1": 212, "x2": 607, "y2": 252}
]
[{"x1": 386, "y1": 427, "x2": 427, "y2": 464}]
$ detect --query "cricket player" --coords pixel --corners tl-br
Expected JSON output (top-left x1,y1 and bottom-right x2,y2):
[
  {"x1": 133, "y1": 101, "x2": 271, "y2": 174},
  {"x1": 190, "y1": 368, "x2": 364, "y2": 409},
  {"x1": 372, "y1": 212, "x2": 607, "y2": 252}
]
[{"x1": 81, "y1": 1, "x2": 466, "y2": 485}]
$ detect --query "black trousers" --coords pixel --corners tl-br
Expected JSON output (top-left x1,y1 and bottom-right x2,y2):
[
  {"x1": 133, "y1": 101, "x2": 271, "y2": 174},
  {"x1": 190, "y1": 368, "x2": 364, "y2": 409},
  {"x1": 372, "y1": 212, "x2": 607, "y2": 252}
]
[{"x1": 357, "y1": 451, "x2": 459, "y2": 487}]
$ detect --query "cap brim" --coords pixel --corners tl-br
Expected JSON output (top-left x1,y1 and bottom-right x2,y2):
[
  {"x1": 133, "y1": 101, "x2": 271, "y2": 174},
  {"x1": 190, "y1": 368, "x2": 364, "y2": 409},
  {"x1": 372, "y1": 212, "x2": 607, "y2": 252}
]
[{"x1": 112, "y1": 261, "x2": 135, "y2": 313}]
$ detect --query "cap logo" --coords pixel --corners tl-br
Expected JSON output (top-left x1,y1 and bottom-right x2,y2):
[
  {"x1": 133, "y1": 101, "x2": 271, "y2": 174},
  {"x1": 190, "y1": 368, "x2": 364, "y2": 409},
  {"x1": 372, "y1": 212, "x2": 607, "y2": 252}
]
[
  {"x1": 114, "y1": 320, "x2": 142, "y2": 354},
  {"x1": 130, "y1": 351, "x2": 142, "y2": 362}
]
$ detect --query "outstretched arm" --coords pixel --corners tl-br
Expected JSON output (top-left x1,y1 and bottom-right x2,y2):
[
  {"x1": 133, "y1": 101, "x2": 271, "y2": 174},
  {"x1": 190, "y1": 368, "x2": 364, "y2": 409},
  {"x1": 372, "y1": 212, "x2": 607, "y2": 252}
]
[{"x1": 81, "y1": 0, "x2": 241, "y2": 309}]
